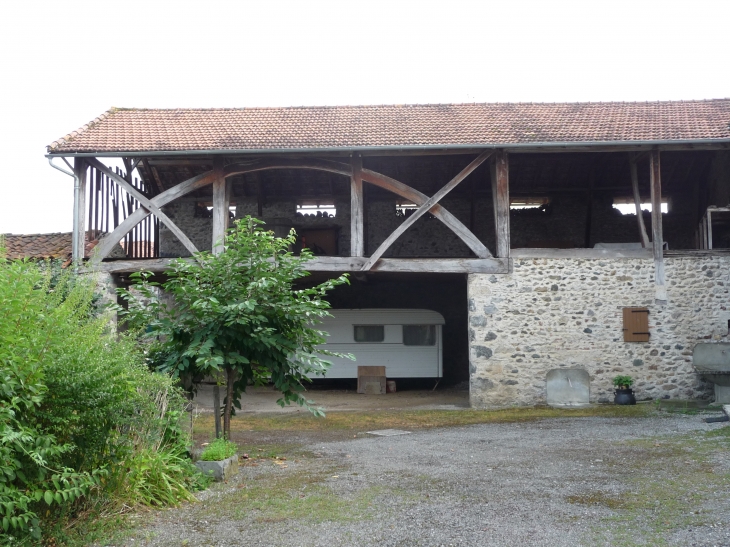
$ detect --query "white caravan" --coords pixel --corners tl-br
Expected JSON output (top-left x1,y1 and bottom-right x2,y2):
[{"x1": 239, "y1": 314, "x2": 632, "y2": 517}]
[{"x1": 316, "y1": 309, "x2": 445, "y2": 379}]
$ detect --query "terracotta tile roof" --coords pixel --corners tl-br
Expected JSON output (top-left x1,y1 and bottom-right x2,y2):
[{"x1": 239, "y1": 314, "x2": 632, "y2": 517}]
[
  {"x1": 47, "y1": 100, "x2": 730, "y2": 154},
  {"x1": 2, "y1": 232, "x2": 105, "y2": 262}
]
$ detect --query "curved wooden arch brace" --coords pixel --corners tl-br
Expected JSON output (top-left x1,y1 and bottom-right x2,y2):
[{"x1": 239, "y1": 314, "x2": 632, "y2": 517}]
[
  {"x1": 91, "y1": 157, "x2": 491, "y2": 264},
  {"x1": 223, "y1": 158, "x2": 353, "y2": 178},
  {"x1": 86, "y1": 158, "x2": 200, "y2": 257},
  {"x1": 359, "y1": 169, "x2": 491, "y2": 259}
]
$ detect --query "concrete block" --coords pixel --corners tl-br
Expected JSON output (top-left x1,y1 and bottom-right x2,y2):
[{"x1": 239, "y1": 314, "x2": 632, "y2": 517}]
[{"x1": 195, "y1": 454, "x2": 238, "y2": 481}]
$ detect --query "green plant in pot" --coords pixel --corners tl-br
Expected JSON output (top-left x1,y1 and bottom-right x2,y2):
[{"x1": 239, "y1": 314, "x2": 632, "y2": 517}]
[{"x1": 613, "y1": 375, "x2": 636, "y2": 405}]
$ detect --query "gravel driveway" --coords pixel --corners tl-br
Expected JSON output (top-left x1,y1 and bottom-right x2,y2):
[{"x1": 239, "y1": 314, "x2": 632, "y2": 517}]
[{"x1": 123, "y1": 413, "x2": 730, "y2": 547}]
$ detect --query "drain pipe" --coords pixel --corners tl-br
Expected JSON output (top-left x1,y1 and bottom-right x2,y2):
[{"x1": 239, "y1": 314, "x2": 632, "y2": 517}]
[{"x1": 48, "y1": 157, "x2": 80, "y2": 267}]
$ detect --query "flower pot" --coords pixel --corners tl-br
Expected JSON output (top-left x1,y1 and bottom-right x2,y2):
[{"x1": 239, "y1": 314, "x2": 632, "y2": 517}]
[{"x1": 614, "y1": 388, "x2": 636, "y2": 405}]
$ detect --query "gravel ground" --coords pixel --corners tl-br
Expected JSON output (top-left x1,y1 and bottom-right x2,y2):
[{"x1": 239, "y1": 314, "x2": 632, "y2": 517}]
[{"x1": 121, "y1": 414, "x2": 730, "y2": 547}]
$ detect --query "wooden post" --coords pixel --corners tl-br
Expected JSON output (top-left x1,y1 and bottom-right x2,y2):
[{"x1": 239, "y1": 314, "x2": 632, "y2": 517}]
[
  {"x1": 73, "y1": 158, "x2": 87, "y2": 264},
  {"x1": 351, "y1": 154, "x2": 364, "y2": 256},
  {"x1": 629, "y1": 153, "x2": 651, "y2": 248},
  {"x1": 584, "y1": 167, "x2": 595, "y2": 248},
  {"x1": 212, "y1": 159, "x2": 230, "y2": 256},
  {"x1": 649, "y1": 150, "x2": 666, "y2": 303},
  {"x1": 491, "y1": 150, "x2": 510, "y2": 258}
]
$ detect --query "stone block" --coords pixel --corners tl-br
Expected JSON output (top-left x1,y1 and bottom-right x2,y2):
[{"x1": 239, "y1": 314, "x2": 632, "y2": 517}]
[
  {"x1": 195, "y1": 454, "x2": 238, "y2": 482},
  {"x1": 546, "y1": 368, "x2": 590, "y2": 407}
]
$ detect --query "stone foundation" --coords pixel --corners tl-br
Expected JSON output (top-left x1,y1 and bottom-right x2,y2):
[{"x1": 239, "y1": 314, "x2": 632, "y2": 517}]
[{"x1": 468, "y1": 256, "x2": 730, "y2": 407}]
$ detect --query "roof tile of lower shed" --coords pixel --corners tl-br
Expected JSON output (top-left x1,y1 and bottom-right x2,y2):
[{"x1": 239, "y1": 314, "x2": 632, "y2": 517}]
[{"x1": 47, "y1": 100, "x2": 730, "y2": 153}]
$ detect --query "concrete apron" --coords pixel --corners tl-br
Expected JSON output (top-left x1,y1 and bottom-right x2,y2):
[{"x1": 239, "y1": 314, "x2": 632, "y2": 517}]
[{"x1": 190, "y1": 384, "x2": 469, "y2": 414}]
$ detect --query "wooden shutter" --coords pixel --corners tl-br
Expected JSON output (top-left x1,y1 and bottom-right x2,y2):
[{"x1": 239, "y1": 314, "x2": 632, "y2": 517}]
[{"x1": 622, "y1": 307, "x2": 650, "y2": 342}]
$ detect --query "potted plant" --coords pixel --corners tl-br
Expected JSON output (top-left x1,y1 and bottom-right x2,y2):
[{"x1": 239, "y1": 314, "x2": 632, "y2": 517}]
[
  {"x1": 613, "y1": 375, "x2": 636, "y2": 405},
  {"x1": 195, "y1": 437, "x2": 239, "y2": 481}
]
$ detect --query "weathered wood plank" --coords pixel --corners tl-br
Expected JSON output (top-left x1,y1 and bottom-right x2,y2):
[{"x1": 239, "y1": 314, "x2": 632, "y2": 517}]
[
  {"x1": 212, "y1": 160, "x2": 229, "y2": 256},
  {"x1": 224, "y1": 158, "x2": 352, "y2": 178},
  {"x1": 359, "y1": 168, "x2": 491, "y2": 258},
  {"x1": 629, "y1": 153, "x2": 651, "y2": 248},
  {"x1": 491, "y1": 150, "x2": 510, "y2": 258},
  {"x1": 86, "y1": 158, "x2": 199, "y2": 258},
  {"x1": 93, "y1": 256, "x2": 510, "y2": 275},
  {"x1": 649, "y1": 149, "x2": 667, "y2": 302},
  {"x1": 73, "y1": 159, "x2": 87, "y2": 263},
  {"x1": 511, "y1": 248, "x2": 653, "y2": 259},
  {"x1": 362, "y1": 151, "x2": 493, "y2": 270},
  {"x1": 350, "y1": 154, "x2": 364, "y2": 256}
]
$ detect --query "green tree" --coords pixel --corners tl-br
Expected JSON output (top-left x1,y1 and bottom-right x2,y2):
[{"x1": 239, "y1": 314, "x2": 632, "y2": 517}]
[{"x1": 119, "y1": 217, "x2": 350, "y2": 439}]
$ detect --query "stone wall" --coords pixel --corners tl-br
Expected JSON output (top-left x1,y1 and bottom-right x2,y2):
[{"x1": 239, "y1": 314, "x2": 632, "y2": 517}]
[{"x1": 468, "y1": 256, "x2": 730, "y2": 407}]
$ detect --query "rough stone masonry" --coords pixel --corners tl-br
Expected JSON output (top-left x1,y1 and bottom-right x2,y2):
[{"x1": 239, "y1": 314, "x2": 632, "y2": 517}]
[{"x1": 468, "y1": 256, "x2": 730, "y2": 407}]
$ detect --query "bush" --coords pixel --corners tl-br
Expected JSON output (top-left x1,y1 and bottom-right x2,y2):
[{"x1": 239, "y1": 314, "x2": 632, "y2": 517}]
[
  {"x1": 200, "y1": 438, "x2": 238, "y2": 461},
  {"x1": 0, "y1": 254, "x2": 206, "y2": 543},
  {"x1": 613, "y1": 375, "x2": 634, "y2": 389}
]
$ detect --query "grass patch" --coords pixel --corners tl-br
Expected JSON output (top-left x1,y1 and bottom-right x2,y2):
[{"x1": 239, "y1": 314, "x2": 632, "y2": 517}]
[
  {"x1": 195, "y1": 404, "x2": 652, "y2": 435},
  {"x1": 568, "y1": 425, "x2": 730, "y2": 546}
]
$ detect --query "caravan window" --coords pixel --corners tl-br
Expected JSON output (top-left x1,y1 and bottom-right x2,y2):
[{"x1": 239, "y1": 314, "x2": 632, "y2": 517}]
[
  {"x1": 354, "y1": 325, "x2": 384, "y2": 342},
  {"x1": 403, "y1": 325, "x2": 436, "y2": 346}
]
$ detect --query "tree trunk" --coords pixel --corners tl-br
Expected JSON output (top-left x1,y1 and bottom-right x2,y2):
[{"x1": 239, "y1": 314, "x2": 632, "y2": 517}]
[
  {"x1": 223, "y1": 367, "x2": 236, "y2": 439},
  {"x1": 213, "y1": 384, "x2": 221, "y2": 438}
]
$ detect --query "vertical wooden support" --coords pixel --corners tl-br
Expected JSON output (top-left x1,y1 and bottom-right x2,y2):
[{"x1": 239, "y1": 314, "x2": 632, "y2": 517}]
[
  {"x1": 72, "y1": 158, "x2": 87, "y2": 263},
  {"x1": 491, "y1": 150, "x2": 510, "y2": 258},
  {"x1": 584, "y1": 167, "x2": 595, "y2": 248},
  {"x1": 212, "y1": 159, "x2": 230, "y2": 256},
  {"x1": 350, "y1": 153, "x2": 365, "y2": 257},
  {"x1": 629, "y1": 153, "x2": 651, "y2": 248},
  {"x1": 707, "y1": 210, "x2": 713, "y2": 249},
  {"x1": 649, "y1": 150, "x2": 666, "y2": 303}
]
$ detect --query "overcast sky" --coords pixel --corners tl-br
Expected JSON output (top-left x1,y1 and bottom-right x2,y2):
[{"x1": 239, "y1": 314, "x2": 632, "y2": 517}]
[{"x1": 1, "y1": 0, "x2": 728, "y2": 234}]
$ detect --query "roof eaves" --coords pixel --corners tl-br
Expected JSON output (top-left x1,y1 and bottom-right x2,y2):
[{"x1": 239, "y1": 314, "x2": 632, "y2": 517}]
[{"x1": 44, "y1": 137, "x2": 730, "y2": 158}]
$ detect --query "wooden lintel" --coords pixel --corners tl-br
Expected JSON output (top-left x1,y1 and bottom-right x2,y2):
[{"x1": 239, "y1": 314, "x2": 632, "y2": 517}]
[
  {"x1": 92, "y1": 256, "x2": 510, "y2": 275},
  {"x1": 511, "y1": 248, "x2": 653, "y2": 259},
  {"x1": 350, "y1": 154, "x2": 364, "y2": 256},
  {"x1": 491, "y1": 150, "x2": 510, "y2": 258},
  {"x1": 649, "y1": 149, "x2": 666, "y2": 302}
]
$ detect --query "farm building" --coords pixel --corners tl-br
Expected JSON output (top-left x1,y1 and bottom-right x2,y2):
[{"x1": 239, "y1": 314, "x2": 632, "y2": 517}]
[{"x1": 46, "y1": 100, "x2": 730, "y2": 406}]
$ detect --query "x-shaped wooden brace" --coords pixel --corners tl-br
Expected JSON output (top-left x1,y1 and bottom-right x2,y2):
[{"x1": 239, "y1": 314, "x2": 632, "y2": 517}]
[
  {"x1": 86, "y1": 158, "x2": 202, "y2": 258},
  {"x1": 360, "y1": 150, "x2": 493, "y2": 270}
]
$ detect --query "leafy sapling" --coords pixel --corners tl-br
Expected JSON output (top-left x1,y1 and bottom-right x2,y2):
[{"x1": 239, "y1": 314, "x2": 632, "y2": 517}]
[{"x1": 612, "y1": 375, "x2": 634, "y2": 390}]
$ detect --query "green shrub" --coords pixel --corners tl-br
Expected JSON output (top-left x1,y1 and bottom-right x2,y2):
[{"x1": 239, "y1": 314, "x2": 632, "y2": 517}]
[
  {"x1": 613, "y1": 375, "x2": 634, "y2": 389},
  {"x1": 0, "y1": 254, "x2": 206, "y2": 543},
  {"x1": 200, "y1": 438, "x2": 238, "y2": 461}
]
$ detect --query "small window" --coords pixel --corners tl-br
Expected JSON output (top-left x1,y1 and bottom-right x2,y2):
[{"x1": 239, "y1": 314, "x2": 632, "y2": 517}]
[
  {"x1": 396, "y1": 200, "x2": 418, "y2": 218},
  {"x1": 613, "y1": 198, "x2": 668, "y2": 215},
  {"x1": 297, "y1": 200, "x2": 336, "y2": 218},
  {"x1": 510, "y1": 197, "x2": 549, "y2": 210},
  {"x1": 403, "y1": 325, "x2": 436, "y2": 346},
  {"x1": 354, "y1": 325, "x2": 384, "y2": 343}
]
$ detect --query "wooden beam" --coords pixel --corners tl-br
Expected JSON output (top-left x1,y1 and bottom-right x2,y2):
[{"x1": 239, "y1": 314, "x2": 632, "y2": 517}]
[
  {"x1": 491, "y1": 150, "x2": 510, "y2": 258},
  {"x1": 362, "y1": 151, "x2": 493, "y2": 270},
  {"x1": 142, "y1": 158, "x2": 165, "y2": 195},
  {"x1": 583, "y1": 166, "x2": 595, "y2": 248},
  {"x1": 93, "y1": 256, "x2": 510, "y2": 275},
  {"x1": 92, "y1": 168, "x2": 218, "y2": 263},
  {"x1": 73, "y1": 159, "x2": 87, "y2": 263},
  {"x1": 86, "y1": 158, "x2": 199, "y2": 258},
  {"x1": 350, "y1": 154, "x2": 364, "y2": 256},
  {"x1": 360, "y1": 168, "x2": 491, "y2": 258},
  {"x1": 629, "y1": 153, "x2": 651, "y2": 248},
  {"x1": 649, "y1": 149, "x2": 667, "y2": 302},
  {"x1": 511, "y1": 248, "x2": 652, "y2": 259},
  {"x1": 212, "y1": 160, "x2": 230, "y2": 255}
]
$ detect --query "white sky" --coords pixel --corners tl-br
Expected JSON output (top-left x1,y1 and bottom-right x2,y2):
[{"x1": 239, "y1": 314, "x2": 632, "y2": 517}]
[{"x1": 1, "y1": 0, "x2": 728, "y2": 234}]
